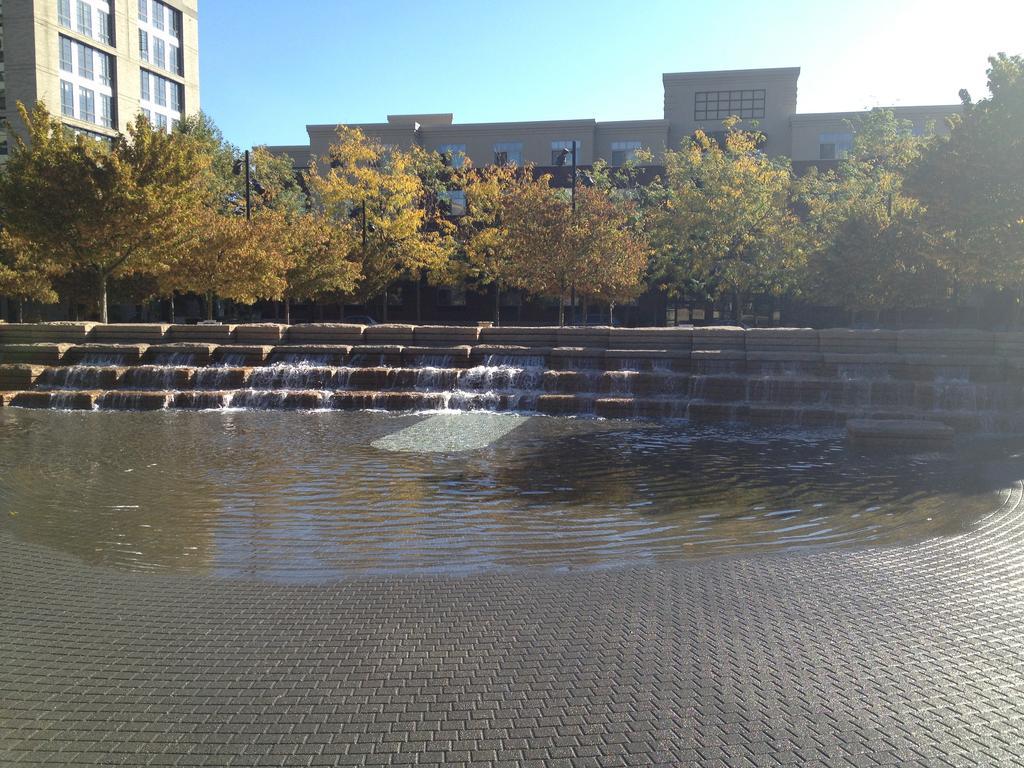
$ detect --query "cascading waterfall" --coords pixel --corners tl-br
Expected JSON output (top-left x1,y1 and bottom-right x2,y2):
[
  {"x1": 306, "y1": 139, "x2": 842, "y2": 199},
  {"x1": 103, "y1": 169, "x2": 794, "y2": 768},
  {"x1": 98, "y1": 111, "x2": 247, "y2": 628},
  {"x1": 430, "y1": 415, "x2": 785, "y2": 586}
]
[{"x1": 7, "y1": 333, "x2": 1024, "y2": 430}]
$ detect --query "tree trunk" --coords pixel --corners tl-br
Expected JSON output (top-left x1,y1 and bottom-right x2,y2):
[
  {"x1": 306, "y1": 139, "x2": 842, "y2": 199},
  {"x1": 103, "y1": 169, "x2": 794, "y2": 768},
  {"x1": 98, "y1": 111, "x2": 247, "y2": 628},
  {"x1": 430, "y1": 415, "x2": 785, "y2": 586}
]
[
  {"x1": 99, "y1": 271, "x2": 109, "y2": 324},
  {"x1": 558, "y1": 294, "x2": 565, "y2": 327},
  {"x1": 16, "y1": 298, "x2": 24, "y2": 324},
  {"x1": 581, "y1": 296, "x2": 589, "y2": 327},
  {"x1": 609, "y1": 302, "x2": 615, "y2": 326},
  {"x1": 283, "y1": 298, "x2": 290, "y2": 325},
  {"x1": 415, "y1": 274, "x2": 422, "y2": 324},
  {"x1": 494, "y1": 281, "x2": 501, "y2": 327},
  {"x1": 205, "y1": 292, "x2": 214, "y2": 321},
  {"x1": 382, "y1": 291, "x2": 389, "y2": 323},
  {"x1": 168, "y1": 293, "x2": 175, "y2": 324}
]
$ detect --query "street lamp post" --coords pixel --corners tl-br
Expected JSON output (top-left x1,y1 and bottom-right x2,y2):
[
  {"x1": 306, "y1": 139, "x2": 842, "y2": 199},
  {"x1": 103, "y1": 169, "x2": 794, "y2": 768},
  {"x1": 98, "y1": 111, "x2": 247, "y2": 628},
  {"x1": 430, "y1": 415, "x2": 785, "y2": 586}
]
[{"x1": 556, "y1": 141, "x2": 579, "y2": 324}]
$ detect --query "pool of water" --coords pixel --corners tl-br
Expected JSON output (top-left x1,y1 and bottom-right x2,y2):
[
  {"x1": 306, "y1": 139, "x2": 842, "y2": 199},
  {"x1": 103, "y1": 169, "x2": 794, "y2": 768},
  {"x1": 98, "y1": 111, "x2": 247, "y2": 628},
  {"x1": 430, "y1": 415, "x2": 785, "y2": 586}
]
[{"x1": 0, "y1": 409, "x2": 1017, "y2": 580}]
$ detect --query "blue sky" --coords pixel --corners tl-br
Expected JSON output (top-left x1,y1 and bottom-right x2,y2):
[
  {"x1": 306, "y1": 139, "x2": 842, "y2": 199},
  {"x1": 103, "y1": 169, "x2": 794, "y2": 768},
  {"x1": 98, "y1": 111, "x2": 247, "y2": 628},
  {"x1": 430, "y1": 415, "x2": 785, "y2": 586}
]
[{"x1": 200, "y1": 0, "x2": 1024, "y2": 148}]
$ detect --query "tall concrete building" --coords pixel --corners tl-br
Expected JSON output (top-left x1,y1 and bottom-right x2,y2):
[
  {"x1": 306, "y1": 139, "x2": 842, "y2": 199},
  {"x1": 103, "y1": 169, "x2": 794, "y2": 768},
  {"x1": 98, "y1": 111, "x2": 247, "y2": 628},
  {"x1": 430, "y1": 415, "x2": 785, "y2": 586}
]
[
  {"x1": 270, "y1": 67, "x2": 959, "y2": 174},
  {"x1": 0, "y1": 0, "x2": 199, "y2": 157}
]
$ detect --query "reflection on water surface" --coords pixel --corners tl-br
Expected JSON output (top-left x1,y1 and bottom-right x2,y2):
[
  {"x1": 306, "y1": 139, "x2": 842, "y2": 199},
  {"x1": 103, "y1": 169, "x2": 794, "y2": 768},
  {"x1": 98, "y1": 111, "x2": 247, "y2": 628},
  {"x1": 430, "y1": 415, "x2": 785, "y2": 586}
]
[{"x1": 0, "y1": 410, "x2": 1014, "y2": 581}]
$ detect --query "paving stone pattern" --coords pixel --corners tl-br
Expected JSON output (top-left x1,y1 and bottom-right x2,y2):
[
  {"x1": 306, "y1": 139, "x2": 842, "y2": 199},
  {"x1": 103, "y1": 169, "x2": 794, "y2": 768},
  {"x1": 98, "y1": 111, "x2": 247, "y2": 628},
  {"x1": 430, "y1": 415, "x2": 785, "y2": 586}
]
[{"x1": 3, "y1": 485, "x2": 1024, "y2": 766}]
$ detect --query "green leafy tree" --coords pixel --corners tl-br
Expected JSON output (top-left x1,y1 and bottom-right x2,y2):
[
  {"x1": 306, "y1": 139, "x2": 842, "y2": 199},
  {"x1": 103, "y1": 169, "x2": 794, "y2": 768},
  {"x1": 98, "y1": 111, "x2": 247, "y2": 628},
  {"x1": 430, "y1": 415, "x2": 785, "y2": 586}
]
[
  {"x1": 0, "y1": 103, "x2": 208, "y2": 322},
  {"x1": 801, "y1": 109, "x2": 947, "y2": 323},
  {"x1": 909, "y1": 53, "x2": 1024, "y2": 321},
  {"x1": 650, "y1": 120, "x2": 807, "y2": 323},
  {"x1": 0, "y1": 231, "x2": 65, "y2": 321}
]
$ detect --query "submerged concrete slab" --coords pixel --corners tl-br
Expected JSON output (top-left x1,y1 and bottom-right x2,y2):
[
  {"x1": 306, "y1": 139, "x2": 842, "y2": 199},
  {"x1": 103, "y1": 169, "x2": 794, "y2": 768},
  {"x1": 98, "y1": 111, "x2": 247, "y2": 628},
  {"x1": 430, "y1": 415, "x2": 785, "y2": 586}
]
[
  {"x1": 372, "y1": 412, "x2": 528, "y2": 452},
  {"x1": 847, "y1": 418, "x2": 955, "y2": 447}
]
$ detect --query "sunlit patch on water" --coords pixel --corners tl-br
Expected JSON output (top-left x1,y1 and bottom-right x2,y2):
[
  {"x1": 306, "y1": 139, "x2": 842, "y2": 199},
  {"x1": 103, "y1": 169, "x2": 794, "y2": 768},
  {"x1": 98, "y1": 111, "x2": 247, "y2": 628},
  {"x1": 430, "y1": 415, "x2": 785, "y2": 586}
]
[{"x1": 0, "y1": 410, "x2": 1017, "y2": 581}]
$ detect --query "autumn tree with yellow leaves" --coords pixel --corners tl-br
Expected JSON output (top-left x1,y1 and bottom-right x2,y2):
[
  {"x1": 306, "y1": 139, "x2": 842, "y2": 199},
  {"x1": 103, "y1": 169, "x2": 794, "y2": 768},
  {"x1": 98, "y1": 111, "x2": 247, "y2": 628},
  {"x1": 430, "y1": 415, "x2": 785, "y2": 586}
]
[
  {"x1": 306, "y1": 127, "x2": 455, "y2": 321},
  {"x1": 650, "y1": 120, "x2": 807, "y2": 323}
]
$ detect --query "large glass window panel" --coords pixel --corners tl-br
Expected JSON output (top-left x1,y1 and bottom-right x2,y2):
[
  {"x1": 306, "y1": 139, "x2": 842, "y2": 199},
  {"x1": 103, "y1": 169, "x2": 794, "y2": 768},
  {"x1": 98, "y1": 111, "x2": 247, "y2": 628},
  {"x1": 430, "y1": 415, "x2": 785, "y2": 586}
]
[
  {"x1": 493, "y1": 142, "x2": 523, "y2": 166},
  {"x1": 76, "y1": 0, "x2": 92, "y2": 37},
  {"x1": 138, "y1": 0, "x2": 147, "y2": 21},
  {"x1": 59, "y1": 37, "x2": 73, "y2": 72},
  {"x1": 154, "y1": 38, "x2": 165, "y2": 69},
  {"x1": 58, "y1": 0, "x2": 71, "y2": 27},
  {"x1": 140, "y1": 70, "x2": 150, "y2": 101},
  {"x1": 97, "y1": 10, "x2": 110, "y2": 44},
  {"x1": 551, "y1": 140, "x2": 581, "y2": 165},
  {"x1": 437, "y1": 143, "x2": 466, "y2": 168},
  {"x1": 139, "y1": 30, "x2": 149, "y2": 61},
  {"x1": 60, "y1": 80, "x2": 75, "y2": 117},
  {"x1": 610, "y1": 140, "x2": 641, "y2": 166},
  {"x1": 99, "y1": 53, "x2": 111, "y2": 86},
  {"x1": 78, "y1": 43, "x2": 93, "y2": 80},
  {"x1": 100, "y1": 93, "x2": 112, "y2": 128},
  {"x1": 79, "y1": 86, "x2": 95, "y2": 123}
]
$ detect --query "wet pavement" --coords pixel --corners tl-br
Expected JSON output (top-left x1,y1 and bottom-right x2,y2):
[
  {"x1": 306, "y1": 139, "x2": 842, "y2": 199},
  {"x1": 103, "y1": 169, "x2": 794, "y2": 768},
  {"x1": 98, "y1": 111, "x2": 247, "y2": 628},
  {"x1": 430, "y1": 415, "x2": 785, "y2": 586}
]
[{"x1": 3, "y1": 477, "x2": 1024, "y2": 766}]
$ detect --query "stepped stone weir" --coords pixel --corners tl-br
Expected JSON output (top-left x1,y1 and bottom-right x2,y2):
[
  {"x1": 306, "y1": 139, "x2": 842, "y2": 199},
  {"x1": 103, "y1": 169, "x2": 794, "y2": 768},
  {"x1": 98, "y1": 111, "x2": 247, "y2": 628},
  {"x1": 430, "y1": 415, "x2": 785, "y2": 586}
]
[{"x1": 1, "y1": 322, "x2": 1024, "y2": 432}]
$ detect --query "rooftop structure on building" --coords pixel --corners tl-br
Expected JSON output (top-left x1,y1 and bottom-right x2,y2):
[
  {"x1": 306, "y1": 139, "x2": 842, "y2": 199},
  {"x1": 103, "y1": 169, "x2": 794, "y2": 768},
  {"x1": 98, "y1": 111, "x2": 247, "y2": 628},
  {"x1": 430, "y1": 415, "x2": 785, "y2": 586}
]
[
  {"x1": 268, "y1": 66, "x2": 959, "y2": 172},
  {"x1": 0, "y1": 0, "x2": 200, "y2": 158}
]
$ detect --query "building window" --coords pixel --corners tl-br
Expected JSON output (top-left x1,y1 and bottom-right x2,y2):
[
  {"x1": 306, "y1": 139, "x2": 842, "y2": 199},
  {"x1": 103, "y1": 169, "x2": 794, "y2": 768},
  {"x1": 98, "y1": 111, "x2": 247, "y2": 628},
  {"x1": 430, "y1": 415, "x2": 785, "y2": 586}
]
[
  {"x1": 438, "y1": 143, "x2": 466, "y2": 168},
  {"x1": 156, "y1": 113, "x2": 168, "y2": 131},
  {"x1": 58, "y1": 0, "x2": 71, "y2": 27},
  {"x1": 140, "y1": 70, "x2": 149, "y2": 101},
  {"x1": 493, "y1": 141, "x2": 522, "y2": 166},
  {"x1": 169, "y1": 81, "x2": 181, "y2": 112},
  {"x1": 60, "y1": 80, "x2": 75, "y2": 117},
  {"x1": 611, "y1": 140, "x2": 641, "y2": 166},
  {"x1": 154, "y1": 38, "x2": 165, "y2": 69},
  {"x1": 169, "y1": 8, "x2": 181, "y2": 37},
  {"x1": 137, "y1": 0, "x2": 147, "y2": 21},
  {"x1": 96, "y1": 10, "x2": 110, "y2": 44},
  {"x1": 551, "y1": 140, "x2": 581, "y2": 165},
  {"x1": 154, "y1": 76, "x2": 166, "y2": 106},
  {"x1": 695, "y1": 89, "x2": 766, "y2": 121},
  {"x1": 439, "y1": 190, "x2": 467, "y2": 217},
  {"x1": 100, "y1": 93, "x2": 113, "y2": 128},
  {"x1": 169, "y1": 45, "x2": 180, "y2": 74},
  {"x1": 99, "y1": 51, "x2": 111, "y2": 86},
  {"x1": 77, "y1": 42, "x2": 93, "y2": 80},
  {"x1": 79, "y1": 86, "x2": 95, "y2": 123},
  {"x1": 818, "y1": 132, "x2": 853, "y2": 160},
  {"x1": 151, "y1": 1, "x2": 164, "y2": 30},
  {"x1": 142, "y1": 108, "x2": 151, "y2": 121},
  {"x1": 76, "y1": 0, "x2": 92, "y2": 37},
  {"x1": 139, "y1": 30, "x2": 149, "y2": 61},
  {"x1": 59, "y1": 37, "x2": 73, "y2": 72}
]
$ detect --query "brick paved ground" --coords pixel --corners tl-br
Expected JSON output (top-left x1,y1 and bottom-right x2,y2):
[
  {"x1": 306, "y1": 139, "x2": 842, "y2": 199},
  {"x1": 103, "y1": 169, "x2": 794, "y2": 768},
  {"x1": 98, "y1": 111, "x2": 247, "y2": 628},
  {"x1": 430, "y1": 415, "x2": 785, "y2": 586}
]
[{"x1": 3, "y1": 484, "x2": 1024, "y2": 767}]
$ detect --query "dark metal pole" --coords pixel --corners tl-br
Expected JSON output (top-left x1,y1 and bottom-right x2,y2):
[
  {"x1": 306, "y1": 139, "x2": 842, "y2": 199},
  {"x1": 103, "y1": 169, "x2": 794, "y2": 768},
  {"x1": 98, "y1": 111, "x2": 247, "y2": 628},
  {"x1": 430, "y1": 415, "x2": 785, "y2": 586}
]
[
  {"x1": 570, "y1": 140, "x2": 577, "y2": 324},
  {"x1": 571, "y1": 140, "x2": 577, "y2": 215},
  {"x1": 244, "y1": 149, "x2": 252, "y2": 221}
]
